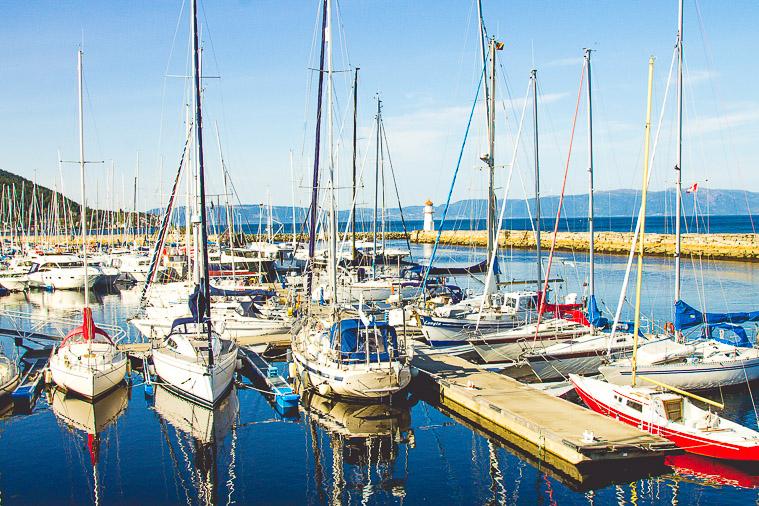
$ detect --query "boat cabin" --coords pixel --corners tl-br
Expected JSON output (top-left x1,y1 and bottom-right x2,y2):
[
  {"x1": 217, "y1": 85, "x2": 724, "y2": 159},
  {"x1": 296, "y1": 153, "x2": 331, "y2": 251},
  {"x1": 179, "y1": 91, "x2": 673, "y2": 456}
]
[{"x1": 329, "y1": 319, "x2": 400, "y2": 364}]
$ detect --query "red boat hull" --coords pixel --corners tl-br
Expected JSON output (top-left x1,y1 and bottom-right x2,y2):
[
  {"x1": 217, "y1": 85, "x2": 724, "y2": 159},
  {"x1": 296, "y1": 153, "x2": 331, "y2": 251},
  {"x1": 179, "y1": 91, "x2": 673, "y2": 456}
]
[{"x1": 573, "y1": 379, "x2": 759, "y2": 462}]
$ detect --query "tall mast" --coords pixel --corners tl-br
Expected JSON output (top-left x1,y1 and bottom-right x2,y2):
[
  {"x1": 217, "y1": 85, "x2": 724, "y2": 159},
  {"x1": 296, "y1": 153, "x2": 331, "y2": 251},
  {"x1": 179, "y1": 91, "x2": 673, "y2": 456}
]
[
  {"x1": 78, "y1": 49, "x2": 89, "y2": 306},
  {"x1": 531, "y1": 69, "x2": 542, "y2": 292},
  {"x1": 190, "y1": 0, "x2": 213, "y2": 363},
  {"x1": 373, "y1": 96, "x2": 381, "y2": 279},
  {"x1": 326, "y1": 0, "x2": 337, "y2": 308},
  {"x1": 674, "y1": 0, "x2": 684, "y2": 305},
  {"x1": 486, "y1": 38, "x2": 499, "y2": 290},
  {"x1": 631, "y1": 57, "x2": 656, "y2": 388},
  {"x1": 585, "y1": 48, "x2": 595, "y2": 330},
  {"x1": 306, "y1": 0, "x2": 328, "y2": 301},
  {"x1": 351, "y1": 68, "x2": 359, "y2": 262}
]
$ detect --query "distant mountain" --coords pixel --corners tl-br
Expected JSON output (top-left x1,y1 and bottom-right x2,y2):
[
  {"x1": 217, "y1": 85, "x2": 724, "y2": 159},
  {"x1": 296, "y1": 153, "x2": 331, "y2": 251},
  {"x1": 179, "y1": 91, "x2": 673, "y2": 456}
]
[{"x1": 154, "y1": 188, "x2": 759, "y2": 226}]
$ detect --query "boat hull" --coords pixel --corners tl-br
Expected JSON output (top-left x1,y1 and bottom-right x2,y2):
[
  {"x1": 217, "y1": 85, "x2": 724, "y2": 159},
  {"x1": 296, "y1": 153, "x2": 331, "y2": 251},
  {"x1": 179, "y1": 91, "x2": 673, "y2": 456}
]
[
  {"x1": 49, "y1": 355, "x2": 128, "y2": 399},
  {"x1": 599, "y1": 357, "x2": 759, "y2": 390},
  {"x1": 420, "y1": 315, "x2": 521, "y2": 347},
  {"x1": 152, "y1": 347, "x2": 237, "y2": 406},
  {"x1": 572, "y1": 375, "x2": 759, "y2": 461},
  {"x1": 293, "y1": 350, "x2": 411, "y2": 400}
]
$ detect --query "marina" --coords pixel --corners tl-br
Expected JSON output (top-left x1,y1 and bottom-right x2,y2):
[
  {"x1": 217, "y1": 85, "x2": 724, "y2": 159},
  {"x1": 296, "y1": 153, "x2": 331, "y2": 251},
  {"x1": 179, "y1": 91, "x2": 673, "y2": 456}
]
[{"x1": 3, "y1": 0, "x2": 759, "y2": 504}]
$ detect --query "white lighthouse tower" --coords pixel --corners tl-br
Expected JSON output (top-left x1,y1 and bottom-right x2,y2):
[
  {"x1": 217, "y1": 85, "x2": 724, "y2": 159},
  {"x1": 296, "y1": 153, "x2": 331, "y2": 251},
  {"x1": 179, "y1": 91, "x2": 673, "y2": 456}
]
[{"x1": 423, "y1": 199, "x2": 435, "y2": 231}]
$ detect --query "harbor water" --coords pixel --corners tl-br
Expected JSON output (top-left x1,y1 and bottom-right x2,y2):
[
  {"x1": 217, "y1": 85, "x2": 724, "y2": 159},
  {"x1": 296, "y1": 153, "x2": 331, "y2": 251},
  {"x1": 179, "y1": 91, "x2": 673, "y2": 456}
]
[{"x1": 1, "y1": 242, "x2": 759, "y2": 504}]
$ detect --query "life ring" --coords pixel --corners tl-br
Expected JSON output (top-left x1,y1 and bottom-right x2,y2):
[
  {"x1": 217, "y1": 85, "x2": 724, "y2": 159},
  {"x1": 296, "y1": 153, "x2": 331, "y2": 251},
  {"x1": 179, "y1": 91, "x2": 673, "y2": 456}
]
[{"x1": 664, "y1": 321, "x2": 675, "y2": 335}]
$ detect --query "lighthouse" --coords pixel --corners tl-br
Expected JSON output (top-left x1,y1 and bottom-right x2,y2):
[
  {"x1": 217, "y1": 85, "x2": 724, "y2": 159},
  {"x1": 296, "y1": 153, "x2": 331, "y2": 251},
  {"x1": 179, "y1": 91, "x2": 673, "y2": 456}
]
[{"x1": 423, "y1": 199, "x2": 435, "y2": 231}]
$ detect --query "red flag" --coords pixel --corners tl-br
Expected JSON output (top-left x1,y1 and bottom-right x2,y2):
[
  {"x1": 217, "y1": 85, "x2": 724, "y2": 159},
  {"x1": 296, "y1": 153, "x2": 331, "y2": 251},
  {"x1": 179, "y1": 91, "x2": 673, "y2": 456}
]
[{"x1": 686, "y1": 182, "x2": 699, "y2": 193}]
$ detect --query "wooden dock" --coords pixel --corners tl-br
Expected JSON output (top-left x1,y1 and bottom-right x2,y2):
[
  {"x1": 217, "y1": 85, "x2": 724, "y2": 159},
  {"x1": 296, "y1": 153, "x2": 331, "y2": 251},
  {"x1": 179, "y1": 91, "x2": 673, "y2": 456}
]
[{"x1": 411, "y1": 349, "x2": 678, "y2": 484}]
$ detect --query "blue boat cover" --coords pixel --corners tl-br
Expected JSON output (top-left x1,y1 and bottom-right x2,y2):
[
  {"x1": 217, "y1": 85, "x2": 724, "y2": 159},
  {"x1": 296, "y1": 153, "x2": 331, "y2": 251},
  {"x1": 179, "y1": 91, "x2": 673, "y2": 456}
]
[
  {"x1": 675, "y1": 299, "x2": 759, "y2": 332},
  {"x1": 587, "y1": 295, "x2": 609, "y2": 328},
  {"x1": 171, "y1": 284, "x2": 208, "y2": 330},
  {"x1": 703, "y1": 323, "x2": 751, "y2": 348},
  {"x1": 328, "y1": 318, "x2": 398, "y2": 362},
  {"x1": 402, "y1": 259, "x2": 490, "y2": 276},
  {"x1": 210, "y1": 286, "x2": 275, "y2": 300}
]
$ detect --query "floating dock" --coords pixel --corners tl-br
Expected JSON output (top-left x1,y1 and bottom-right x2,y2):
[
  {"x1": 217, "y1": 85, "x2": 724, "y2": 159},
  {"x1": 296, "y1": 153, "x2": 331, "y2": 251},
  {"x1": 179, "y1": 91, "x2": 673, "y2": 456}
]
[
  {"x1": 238, "y1": 346, "x2": 299, "y2": 411},
  {"x1": 411, "y1": 349, "x2": 678, "y2": 485},
  {"x1": 12, "y1": 354, "x2": 49, "y2": 403}
]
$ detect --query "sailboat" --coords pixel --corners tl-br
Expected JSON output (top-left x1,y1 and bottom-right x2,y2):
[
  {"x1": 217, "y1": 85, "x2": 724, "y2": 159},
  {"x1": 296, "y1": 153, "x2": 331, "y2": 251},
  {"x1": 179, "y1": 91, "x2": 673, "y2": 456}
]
[
  {"x1": 49, "y1": 49, "x2": 127, "y2": 400},
  {"x1": 420, "y1": 8, "x2": 545, "y2": 347},
  {"x1": 290, "y1": 0, "x2": 412, "y2": 401},
  {"x1": 571, "y1": 55, "x2": 759, "y2": 463},
  {"x1": 598, "y1": 0, "x2": 759, "y2": 390},
  {"x1": 150, "y1": 0, "x2": 238, "y2": 407}
]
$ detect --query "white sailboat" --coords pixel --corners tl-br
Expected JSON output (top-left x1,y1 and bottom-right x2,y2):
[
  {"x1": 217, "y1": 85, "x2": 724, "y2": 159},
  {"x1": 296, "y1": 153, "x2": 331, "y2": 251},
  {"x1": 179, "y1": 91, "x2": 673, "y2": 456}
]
[
  {"x1": 150, "y1": 0, "x2": 238, "y2": 407},
  {"x1": 598, "y1": 0, "x2": 759, "y2": 390},
  {"x1": 571, "y1": 52, "x2": 759, "y2": 463},
  {"x1": 49, "y1": 49, "x2": 127, "y2": 400},
  {"x1": 291, "y1": 0, "x2": 412, "y2": 401}
]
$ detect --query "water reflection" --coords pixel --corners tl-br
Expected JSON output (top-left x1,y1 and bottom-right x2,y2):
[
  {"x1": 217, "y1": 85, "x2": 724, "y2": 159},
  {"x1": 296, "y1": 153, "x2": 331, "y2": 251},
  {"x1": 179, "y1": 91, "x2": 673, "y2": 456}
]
[
  {"x1": 152, "y1": 385, "x2": 240, "y2": 506},
  {"x1": 302, "y1": 392, "x2": 414, "y2": 504},
  {"x1": 50, "y1": 385, "x2": 129, "y2": 506}
]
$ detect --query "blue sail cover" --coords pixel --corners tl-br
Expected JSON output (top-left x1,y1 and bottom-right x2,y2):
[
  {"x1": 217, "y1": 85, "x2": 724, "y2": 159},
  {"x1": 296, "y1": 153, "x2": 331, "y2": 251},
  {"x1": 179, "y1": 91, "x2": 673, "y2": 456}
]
[
  {"x1": 172, "y1": 284, "x2": 208, "y2": 329},
  {"x1": 328, "y1": 319, "x2": 398, "y2": 362},
  {"x1": 675, "y1": 299, "x2": 759, "y2": 332}
]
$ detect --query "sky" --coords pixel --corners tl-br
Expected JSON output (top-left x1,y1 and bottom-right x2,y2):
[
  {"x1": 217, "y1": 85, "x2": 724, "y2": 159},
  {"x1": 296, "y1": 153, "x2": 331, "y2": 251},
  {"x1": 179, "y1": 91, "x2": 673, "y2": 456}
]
[{"x1": 2, "y1": 0, "x2": 759, "y2": 215}]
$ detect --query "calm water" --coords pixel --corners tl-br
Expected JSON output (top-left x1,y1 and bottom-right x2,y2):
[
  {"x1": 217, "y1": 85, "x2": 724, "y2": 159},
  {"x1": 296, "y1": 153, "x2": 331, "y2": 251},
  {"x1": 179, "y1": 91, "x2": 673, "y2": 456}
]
[{"x1": 1, "y1": 243, "x2": 759, "y2": 504}]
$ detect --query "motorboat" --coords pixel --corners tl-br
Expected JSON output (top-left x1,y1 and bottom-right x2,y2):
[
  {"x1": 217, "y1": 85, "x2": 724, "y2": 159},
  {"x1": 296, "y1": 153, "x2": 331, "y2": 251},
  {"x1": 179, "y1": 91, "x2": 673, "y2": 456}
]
[{"x1": 27, "y1": 254, "x2": 103, "y2": 290}]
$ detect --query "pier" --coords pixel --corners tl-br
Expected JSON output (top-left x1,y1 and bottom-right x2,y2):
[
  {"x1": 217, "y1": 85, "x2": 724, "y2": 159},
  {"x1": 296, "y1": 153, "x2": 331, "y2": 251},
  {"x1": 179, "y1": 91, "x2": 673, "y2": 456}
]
[{"x1": 411, "y1": 349, "x2": 679, "y2": 484}]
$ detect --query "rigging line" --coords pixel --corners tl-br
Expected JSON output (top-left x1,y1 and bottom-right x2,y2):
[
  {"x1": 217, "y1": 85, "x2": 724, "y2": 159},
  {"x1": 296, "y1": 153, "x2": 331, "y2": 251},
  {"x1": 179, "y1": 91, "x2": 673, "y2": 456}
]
[
  {"x1": 533, "y1": 58, "x2": 586, "y2": 343},
  {"x1": 693, "y1": 0, "x2": 755, "y2": 233},
  {"x1": 417, "y1": 62, "x2": 486, "y2": 298},
  {"x1": 379, "y1": 118, "x2": 413, "y2": 259}
]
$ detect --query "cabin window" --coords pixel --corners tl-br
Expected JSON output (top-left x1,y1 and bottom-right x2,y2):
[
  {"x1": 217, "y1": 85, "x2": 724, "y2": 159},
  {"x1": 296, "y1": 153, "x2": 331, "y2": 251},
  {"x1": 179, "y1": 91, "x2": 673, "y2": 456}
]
[
  {"x1": 662, "y1": 399, "x2": 683, "y2": 422},
  {"x1": 627, "y1": 400, "x2": 643, "y2": 412},
  {"x1": 167, "y1": 338, "x2": 177, "y2": 350}
]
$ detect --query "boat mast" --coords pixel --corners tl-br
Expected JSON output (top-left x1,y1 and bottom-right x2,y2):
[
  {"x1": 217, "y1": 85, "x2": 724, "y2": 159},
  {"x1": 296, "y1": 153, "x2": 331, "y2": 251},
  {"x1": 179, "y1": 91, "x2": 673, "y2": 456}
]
[
  {"x1": 531, "y1": 69, "x2": 542, "y2": 293},
  {"x1": 306, "y1": 0, "x2": 328, "y2": 302},
  {"x1": 372, "y1": 96, "x2": 381, "y2": 278},
  {"x1": 631, "y1": 57, "x2": 655, "y2": 388},
  {"x1": 585, "y1": 48, "x2": 595, "y2": 330},
  {"x1": 77, "y1": 48, "x2": 89, "y2": 307},
  {"x1": 290, "y1": 150, "x2": 296, "y2": 254},
  {"x1": 486, "y1": 37, "x2": 499, "y2": 290},
  {"x1": 190, "y1": 0, "x2": 213, "y2": 364},
  {"x1": 351, "y1": 68, "x2": 359, "y2": 263},
  {"x1": 674, "y1": 0, "x2": 684, "y2": 306},
  {"x1": 326, "y1": 0, "x2": 338, "y2": 308}
]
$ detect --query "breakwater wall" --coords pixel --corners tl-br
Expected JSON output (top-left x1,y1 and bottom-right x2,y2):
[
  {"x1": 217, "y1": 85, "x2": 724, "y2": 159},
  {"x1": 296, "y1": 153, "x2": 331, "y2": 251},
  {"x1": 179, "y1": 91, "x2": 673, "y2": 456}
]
[{"x1": 6, "y1": 229, "x2": 758, "y2": 261}]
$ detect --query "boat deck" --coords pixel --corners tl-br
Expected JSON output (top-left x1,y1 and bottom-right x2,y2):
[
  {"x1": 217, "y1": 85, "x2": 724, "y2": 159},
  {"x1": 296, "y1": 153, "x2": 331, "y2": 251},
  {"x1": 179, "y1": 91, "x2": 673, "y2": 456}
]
[{"x1": 411, "y1": 348, "x2": 678, "y2": 484}]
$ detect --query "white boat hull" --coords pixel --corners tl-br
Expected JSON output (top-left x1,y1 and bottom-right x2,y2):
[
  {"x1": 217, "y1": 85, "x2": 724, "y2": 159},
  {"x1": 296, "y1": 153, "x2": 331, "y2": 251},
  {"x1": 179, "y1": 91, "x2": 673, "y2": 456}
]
[
  {"x1": 152, "y1": 346, "x2": 237, "y2": 406},
  {"x1": 50, "y1": 354, "x2": 128, "y2": 399},
  {"x1": 293, "y1": 350, "x2": 411, "y2": 400},
  {"x1": 600, "y1": 357, "x2": 759, "y2": 390}
]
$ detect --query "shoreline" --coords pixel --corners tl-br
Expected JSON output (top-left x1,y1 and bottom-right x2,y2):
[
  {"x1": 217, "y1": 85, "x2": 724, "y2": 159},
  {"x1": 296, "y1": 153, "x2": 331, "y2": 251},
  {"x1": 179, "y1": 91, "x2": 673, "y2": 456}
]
[{"x1": 4, "y1": 229, "x2": 758, "y2": 262}]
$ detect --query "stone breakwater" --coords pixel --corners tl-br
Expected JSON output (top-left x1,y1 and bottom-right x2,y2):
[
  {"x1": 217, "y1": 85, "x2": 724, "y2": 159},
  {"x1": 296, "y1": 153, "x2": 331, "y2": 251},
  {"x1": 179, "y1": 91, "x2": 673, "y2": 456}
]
[
  {"x1": 406, "y1": 230, "x2": 759, "y2": 261},
  {"x1": 7, "y1": 230, "x2": 757, "y2": 261}
]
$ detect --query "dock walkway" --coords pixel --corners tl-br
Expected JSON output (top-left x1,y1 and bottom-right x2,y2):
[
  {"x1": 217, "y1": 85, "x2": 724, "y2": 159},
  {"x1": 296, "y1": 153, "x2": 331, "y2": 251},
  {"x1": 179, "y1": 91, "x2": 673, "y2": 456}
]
[{"x1": 412, "y1": 349, "x2": 677, "y2": 483}]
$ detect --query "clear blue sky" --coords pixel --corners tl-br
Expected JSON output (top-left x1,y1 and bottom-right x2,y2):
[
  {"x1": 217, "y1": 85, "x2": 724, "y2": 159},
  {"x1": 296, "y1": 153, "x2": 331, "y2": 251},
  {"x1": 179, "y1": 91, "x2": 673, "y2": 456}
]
[{"x1": 2, "y1": 1, "x2": 758, "y2": 214}]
